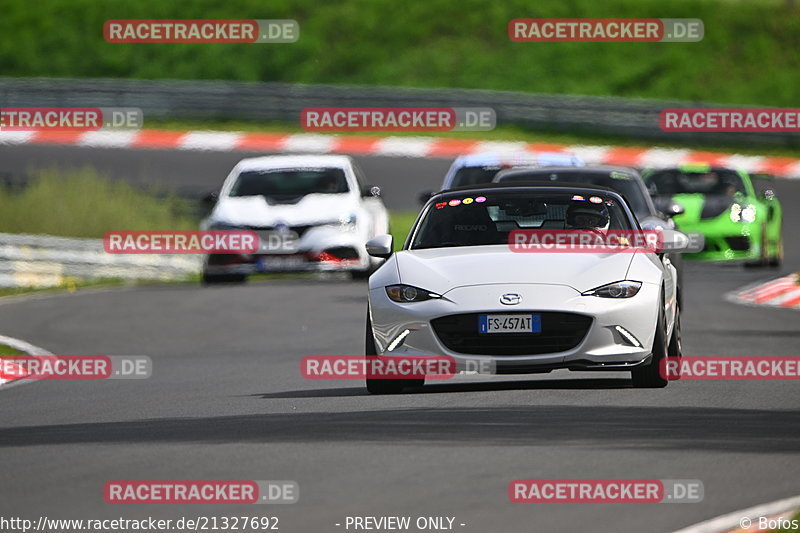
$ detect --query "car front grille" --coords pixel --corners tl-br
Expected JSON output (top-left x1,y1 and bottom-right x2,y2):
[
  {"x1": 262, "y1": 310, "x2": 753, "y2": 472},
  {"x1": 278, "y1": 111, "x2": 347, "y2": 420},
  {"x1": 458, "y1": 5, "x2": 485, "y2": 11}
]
[
  {"x1": 725, "y1": 236, "x2": 750, "y2": 251},
  {"x1": 244, "y1": 225, "x2": 315, "y2": 238},
  {"x1": 431, "y1": 312, "x2": 592, "y2": 356}
]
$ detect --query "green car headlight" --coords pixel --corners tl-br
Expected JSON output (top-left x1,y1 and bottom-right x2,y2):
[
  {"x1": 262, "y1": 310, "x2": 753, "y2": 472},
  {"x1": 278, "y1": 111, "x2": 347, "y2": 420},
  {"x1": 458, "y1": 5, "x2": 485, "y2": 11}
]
[{"x1": 730, "y1": 203, "x2": 757, "y2": 223}]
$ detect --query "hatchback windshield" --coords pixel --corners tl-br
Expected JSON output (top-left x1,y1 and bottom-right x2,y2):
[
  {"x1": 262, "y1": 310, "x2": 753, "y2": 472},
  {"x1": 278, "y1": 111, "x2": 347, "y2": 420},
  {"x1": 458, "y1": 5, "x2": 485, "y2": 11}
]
[
  {"x1": 229, "y1": 168, "x2": 349, "y2": 198},
  {"x1": 411, "y1": 190, "x2": 633, "y2": 249},
  {"x1": 646, "y1": 169, "x2": 746, "y2": 196}
]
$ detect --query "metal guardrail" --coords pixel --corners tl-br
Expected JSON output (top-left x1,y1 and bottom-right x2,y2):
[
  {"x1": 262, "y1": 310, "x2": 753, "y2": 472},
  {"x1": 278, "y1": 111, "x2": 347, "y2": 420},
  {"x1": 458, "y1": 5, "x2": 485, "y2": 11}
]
[
  {"x1": 1, "y1": 77, "x2": 797, "y2": 148},
  {"x1": 0, "y1": 232, "x2": 201, "y2": 288}
]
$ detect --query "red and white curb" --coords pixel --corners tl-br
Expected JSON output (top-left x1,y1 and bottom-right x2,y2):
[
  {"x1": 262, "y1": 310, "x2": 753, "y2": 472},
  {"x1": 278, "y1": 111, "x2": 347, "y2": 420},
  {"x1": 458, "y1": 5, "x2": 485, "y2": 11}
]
[
  {"x1": 672, "y1": 494, "x2": 800, "y2": 533},
  {"x1": 0, "y1": 333, "x2": 54, "y2": 388},
  {"x1": 2, "y1": 129, "x2": 800, "y2": 178},
  {"x1": 728, "y1": 273, "x2": 800, "y2": 310}
]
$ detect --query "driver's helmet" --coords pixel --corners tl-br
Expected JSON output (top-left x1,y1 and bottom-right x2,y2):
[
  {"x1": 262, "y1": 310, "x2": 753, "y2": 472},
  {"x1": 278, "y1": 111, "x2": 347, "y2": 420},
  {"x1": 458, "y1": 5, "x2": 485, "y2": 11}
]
[{"x1": 565, "y1": 201, "x2": 610, "y2": 230}]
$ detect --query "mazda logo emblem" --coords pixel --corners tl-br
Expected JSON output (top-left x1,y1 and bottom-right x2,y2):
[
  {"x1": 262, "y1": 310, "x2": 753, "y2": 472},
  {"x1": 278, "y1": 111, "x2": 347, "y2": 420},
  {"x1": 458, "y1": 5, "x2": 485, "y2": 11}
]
[{"x1": 500, "y1": 293, "x2": 522, "y2": 305}]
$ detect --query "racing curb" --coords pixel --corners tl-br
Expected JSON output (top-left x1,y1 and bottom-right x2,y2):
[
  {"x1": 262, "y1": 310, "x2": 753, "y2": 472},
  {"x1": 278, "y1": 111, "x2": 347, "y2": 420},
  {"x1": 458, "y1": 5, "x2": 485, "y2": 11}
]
[
  {"x1": 672, "y1": 495, "x2": 800, "y2": 533},
  {"x1": 727, "y1": 273, "x2": 800, "y2": 309},
  {"x1": 0, "y1": 333, "x2": 54, "y2": 388},
  {"x1": 1, "y1": 129, "x2": 800, "y2": 178}
]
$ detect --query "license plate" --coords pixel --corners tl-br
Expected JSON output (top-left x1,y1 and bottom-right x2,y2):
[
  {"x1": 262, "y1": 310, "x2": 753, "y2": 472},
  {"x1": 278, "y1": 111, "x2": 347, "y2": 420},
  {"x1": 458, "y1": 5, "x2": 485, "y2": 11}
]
[
  {"x1": 257, "y1": 231, "x2": 299, "y2": 253},
  {"x1": 479, "y1": 314, "x2": 541, "y2": 334},
  {"x1": 256, "y1": 255, "x2": 305, "y2": 272}
]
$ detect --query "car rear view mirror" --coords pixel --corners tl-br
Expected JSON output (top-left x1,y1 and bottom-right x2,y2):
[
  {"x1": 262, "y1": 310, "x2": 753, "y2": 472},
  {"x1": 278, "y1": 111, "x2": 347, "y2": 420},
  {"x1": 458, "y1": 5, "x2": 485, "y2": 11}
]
[
  {"x1": 366, "y1": 234, "x2": 394, "y2": 258},
  {"x1": 364, "y1": 185, "x2": 382, "y2": 198},
  {"x1": 202, "y1": 191, "x2": 219, "y2": 206},
  {"x1": 668, "y1": 202, "x2": 685, "y2": 217},
  {"x1": 418, "y1": 190, "x2": 434, "y2": 204}
]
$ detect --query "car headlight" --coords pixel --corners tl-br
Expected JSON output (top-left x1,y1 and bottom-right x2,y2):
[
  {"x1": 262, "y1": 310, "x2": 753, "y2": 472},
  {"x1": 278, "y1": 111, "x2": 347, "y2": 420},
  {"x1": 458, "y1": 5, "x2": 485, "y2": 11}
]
[
  {"x1": 582, "y1": 280, "x2": 642, "y2": 298},
  {"x1": 730, "y1": 203, "x2": 757, "y2": 223},
  {"x1": 385, "y1": 284, "x2": 442, "y2": 303},
  {"x1": 208, "y1": 221, "x2": 243, "y2": 230},
  {"x1": 322, "y1": 213, "x2": 358, "y2": 231}
]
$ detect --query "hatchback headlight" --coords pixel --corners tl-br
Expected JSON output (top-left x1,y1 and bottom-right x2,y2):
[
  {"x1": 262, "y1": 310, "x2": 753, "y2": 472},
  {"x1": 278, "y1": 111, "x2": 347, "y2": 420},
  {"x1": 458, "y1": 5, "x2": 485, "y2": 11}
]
[
  {"x1": 386, "y1": 284, "x2": 442, "y2": 303},
  {"x1": 208, "y1": 221, "x2": 243, "y2": 230},
  {"x1": 582, "y1": 280, "x2": 642, "y2": 298},
  {"x1": 322, "y1": 213, "x2": 358, "y2": 231}
]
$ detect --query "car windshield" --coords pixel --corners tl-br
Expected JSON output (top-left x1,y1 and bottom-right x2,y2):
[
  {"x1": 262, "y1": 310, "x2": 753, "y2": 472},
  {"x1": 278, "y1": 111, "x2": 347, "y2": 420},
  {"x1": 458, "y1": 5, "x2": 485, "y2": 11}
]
[
  {"x1": 411, "y1": 190, "x2": 633, "y2": 249},
  {"x1": 451, "y1": 166, "x2": 509, "y2": 188},
  {"x1": 229, "y1": 168, "x2": 349, "y2": 198},
  {"x1": 646, "y1": 169, "x2": 746, "y2": 196},
  {"x1": 497, "y1": 170, "x2": 650, "y2": 219}
]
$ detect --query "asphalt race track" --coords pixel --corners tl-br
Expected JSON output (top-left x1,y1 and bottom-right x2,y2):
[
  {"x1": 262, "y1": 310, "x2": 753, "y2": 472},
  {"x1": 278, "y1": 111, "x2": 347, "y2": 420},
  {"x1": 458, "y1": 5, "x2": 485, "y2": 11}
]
[{"x1": 0, "y1": 144, "x2": 799, "y2": 532}]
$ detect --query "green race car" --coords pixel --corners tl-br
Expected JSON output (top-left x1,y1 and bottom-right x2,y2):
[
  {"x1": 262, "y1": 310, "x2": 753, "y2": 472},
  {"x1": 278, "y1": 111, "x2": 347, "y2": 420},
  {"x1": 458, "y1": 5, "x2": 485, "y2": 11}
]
[{"x1": 642, "y1": 164, "x2": 783, "y2": 266}]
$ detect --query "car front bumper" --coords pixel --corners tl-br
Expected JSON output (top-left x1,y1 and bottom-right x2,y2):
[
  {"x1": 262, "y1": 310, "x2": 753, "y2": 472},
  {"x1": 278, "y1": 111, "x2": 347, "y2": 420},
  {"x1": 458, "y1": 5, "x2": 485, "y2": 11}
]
[{"x1": 368, "y1": 282, "x2": 660, "y2": 374}]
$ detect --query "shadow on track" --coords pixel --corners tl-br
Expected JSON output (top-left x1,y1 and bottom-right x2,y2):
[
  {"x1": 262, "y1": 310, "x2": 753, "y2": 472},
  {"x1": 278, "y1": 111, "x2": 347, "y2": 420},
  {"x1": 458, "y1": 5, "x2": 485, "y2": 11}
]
[
  {"x1": 1, "y1": 404, "x2": 799, "y2": 454},
  {"x1": 255, "y1": 378, "x2": 634, "y2": 398}
]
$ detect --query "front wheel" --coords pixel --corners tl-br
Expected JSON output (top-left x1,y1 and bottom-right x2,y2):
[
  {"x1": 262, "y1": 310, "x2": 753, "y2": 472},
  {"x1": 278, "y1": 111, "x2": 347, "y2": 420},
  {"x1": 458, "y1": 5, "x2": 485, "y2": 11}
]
[
  {"x1": 769, "y1": 233, "x2": 784, "y2": 267},
  {"x1": 631, "y1": 303, "x2": 669, "y2": 388},
  {"x1": 745, "y1": 224, "x2": 770, "y2": 268}
]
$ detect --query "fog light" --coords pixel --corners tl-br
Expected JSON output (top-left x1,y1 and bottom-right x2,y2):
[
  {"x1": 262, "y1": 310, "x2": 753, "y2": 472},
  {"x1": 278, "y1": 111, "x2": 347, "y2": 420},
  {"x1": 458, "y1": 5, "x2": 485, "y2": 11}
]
[{"x1": 614, "y1": 326, "x2": 642, "y2": 348}]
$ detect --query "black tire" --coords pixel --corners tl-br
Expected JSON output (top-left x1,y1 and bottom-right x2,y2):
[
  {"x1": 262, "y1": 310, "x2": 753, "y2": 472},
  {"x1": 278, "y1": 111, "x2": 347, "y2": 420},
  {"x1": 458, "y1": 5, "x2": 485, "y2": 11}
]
[
  {"x1": 666, "y1": 299, "x2": 683, "y2": 380},
  {"x1": 364, "y1": 309, "x2": 406, "y2": 394},
  {"x1": 631, "y1": 300, "x2": 669, "y2": 388},
  {"x1": 201, "y1": 272, "x2": 246, "y2": 285},
  {"x1": 745, "y1": 224, "x2": 770, "y2": 268},
  {"x1": 768, "y1": 233, "x2": 784, "y2": 268}
]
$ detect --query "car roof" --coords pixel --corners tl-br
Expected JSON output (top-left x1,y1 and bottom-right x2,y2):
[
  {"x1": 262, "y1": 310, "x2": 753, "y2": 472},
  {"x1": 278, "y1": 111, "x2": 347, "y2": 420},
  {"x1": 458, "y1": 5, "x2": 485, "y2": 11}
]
[
  {"x1": 433, "y1": 180, "x2": 622, "y2": 197},
  {"x1": 235, "y1": 154, "x2": 353, "y2": 171},
  {"x1": 643, "y1": 164, "x2": 746, "y2": 175},
  {"x1": 452, "y1": 151, "x2": 584, "y2": 166},
  {"x1": 494, "y1": 165, "x2": 640, "y2": 181}
]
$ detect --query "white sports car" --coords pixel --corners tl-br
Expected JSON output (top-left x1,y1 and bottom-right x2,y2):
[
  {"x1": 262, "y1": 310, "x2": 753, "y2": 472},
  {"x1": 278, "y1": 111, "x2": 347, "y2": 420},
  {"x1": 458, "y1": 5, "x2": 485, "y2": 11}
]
[
  {"x1": 365, "y1": 183, "x2": 683, "y2": 394},
  {"x1": 201, "y1": 154, "x2": 389, "y2": 282}
]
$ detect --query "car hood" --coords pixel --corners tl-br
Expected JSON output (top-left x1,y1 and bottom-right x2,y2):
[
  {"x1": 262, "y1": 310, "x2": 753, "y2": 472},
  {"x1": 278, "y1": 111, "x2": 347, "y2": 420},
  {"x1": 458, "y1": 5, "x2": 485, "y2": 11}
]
[
  {"x1": 395, "y1": 245, "x2": 635, "y2": 294},
  {"x1": 210, "y1": 194, "x2": 355, "y2": 226},
  {"x1": 667, "y1": 193, "x2": 741, "y2": 224}
]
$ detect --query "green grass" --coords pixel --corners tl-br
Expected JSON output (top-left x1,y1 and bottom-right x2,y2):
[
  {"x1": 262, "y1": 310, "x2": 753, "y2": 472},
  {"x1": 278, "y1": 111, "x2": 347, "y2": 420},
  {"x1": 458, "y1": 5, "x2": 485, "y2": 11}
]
[
  {"x1": 0, "y1": 167, "x2": 197, "y2": 238},
  {"x1": 390, "y1": 211, "x2": 419, "y2": 250},
  {"x1": 1, "y1": 0, "x2": 800, "y2": 107},
  {"x1": 0, "y1": 344, "x2": 24, "y2": 356},
  {"x1": 772, "y1": 511, "x2": 800, "y2": 532}
]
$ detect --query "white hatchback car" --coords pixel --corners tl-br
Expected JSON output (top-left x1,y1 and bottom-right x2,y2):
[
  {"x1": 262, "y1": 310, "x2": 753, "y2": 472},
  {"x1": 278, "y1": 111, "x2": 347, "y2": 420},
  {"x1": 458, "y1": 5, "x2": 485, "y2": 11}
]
[
  {"x1": 365, "y1": 183, "x2": 683, "y2": 393},
  {"x1": 201, "y1": 154, "x2": 389, "y2": 282}
]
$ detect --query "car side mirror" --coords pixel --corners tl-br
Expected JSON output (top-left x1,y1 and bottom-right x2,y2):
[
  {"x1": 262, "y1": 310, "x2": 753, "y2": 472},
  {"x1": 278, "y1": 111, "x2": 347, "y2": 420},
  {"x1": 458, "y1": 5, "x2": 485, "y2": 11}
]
[
  {"x1": 418, "y1": 190, "x2": 434, "y2": 205},
  {"x1": 366, "y1": 234, "x2": 394, "y2": 258},
  {"x1": 202, "y1": 192, "x2": 219, "y2": 206},
  {"x1": 363, "y1": 185, "x2": 381, "y2": 198},
  {"x1": 667, "y1": 202, "x2": 685, "y2": 217}
]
